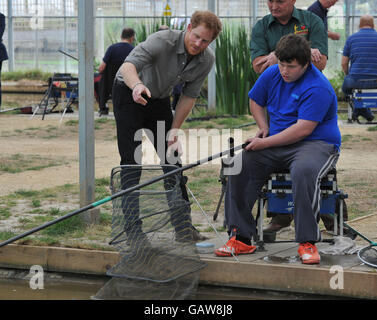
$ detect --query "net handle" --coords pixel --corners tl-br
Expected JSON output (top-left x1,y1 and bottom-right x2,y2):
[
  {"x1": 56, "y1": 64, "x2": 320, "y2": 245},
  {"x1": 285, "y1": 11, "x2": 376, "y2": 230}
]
[{"x1": 344, "y1": 222, "x2": 377, "y2": 245}]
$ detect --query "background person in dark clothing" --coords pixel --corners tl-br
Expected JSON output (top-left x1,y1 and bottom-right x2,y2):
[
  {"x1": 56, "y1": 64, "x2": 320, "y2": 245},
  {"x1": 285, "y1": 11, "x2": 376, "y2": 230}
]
[
  {"x1": 308, "y1": 0, "x2": 340, "y2": 41},
  {"x1": 0, "y1": 12, "x2": 8, "y2": 109},
  {"x1": 98, "y1": 28, "x2": 135, "y2": 116}
]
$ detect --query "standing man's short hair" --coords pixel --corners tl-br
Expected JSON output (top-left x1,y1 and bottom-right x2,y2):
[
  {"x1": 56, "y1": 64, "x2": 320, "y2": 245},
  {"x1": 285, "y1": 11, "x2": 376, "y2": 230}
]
[
  {"x1": 275, "y1": 34, "x2": 312, "y2": 67},
  {"x1": 190, "y1": 11, "x2": 222, "y2": 40},
  {"x1": 121, "y1": 28, "x2": 135, "y2": 40}
]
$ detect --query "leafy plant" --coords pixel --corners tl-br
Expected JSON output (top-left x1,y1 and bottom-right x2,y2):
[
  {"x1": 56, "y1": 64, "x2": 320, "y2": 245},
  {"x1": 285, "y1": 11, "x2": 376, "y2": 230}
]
[
  {"x1": 329, "y1": 70, "x2": 346, "y2": 101},
  {"x1": 2, "y1": 69, "x2": 52, "y2": 82},
  {"x1": 215, "y1": 23, "x2": 258, "y2": 115}
]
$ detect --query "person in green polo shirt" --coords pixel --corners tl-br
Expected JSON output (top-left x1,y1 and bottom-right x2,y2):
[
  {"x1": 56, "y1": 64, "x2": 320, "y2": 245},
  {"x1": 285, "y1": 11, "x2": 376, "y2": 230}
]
[{"x1": 251, "y1": 0, "x2": 328, "y2": 74}]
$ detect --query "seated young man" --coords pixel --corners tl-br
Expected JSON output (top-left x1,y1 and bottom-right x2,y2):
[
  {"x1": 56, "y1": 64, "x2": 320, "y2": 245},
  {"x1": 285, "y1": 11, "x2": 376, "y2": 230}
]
[{"x1": 214, "y1": 34, "x2": 341, "y2": 264}]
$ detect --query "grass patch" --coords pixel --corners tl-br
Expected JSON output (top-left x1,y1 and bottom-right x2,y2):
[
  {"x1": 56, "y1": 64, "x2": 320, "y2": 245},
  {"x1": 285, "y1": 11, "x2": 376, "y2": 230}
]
[
  {"x1": 31, "y1": 199, "x2": 41, "y2": 208},
  {"x1": 28, "y1": 236, "x2": 61, "y2": 246},
  {"x1": 0, "y1": 207, "x2": 11, "y2": 220},
  {"x1": 341, "y1": 134, "x2": 353, "y2": 144},
  {"x1": 181, "y1": 114, "x2": 254, "y2": 130},
  {"x1": 187, "y1": 166, "x2": 222, "y2": 214},
  {"x1": 41, "y1": 214, "x2": 84, "y2": 237},
  {"x1": 0, "y1": 154, "x2": 67, "y2": 174},
  {"x1": 14, "y1": 190, "x2": 39, "y2": 198},
  {"x1": 367, "y1": 125, "x2": 377, "y2": 132},
  {"x1": 0, "y1": 230, "x2": 17, "y2": 241},
  {"x1": 64, "y1": 120, "x2": 79, "y2": 127},
  {"x1": 0, "y1": 177, "x2": 114, "y2": 248},
  {"x1": 2, "y1": 69, "x2": 53, "y2": 82}
]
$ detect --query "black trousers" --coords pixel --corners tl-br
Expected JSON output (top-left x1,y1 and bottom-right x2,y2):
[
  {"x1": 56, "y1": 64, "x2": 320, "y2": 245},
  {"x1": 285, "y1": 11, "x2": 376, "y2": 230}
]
[
  {"x1": 0, "y1": 61, "x2": 2, "y2": 107},
  {"x1": 112, "y1": 80, "x2": 174, "y2": 166},
  {"x1": 112, "y1": 80, "x2": 191, "y2": 234}
]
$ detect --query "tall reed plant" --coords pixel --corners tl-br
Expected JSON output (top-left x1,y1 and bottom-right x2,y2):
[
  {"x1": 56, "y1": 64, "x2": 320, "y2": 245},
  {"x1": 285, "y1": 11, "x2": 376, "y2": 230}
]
[{"x1": 215, "y1": 23, "x2": 258, "y2": 115}]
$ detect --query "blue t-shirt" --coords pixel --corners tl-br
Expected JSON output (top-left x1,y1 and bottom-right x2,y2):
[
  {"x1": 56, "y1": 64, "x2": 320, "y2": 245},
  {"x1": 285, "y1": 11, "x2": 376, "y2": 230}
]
[
  {"x1": 343, "y1": 28, "x2": 377, "y2": 77},
  {"x1": 248, "y1": 64, "x2": 341, "y2": 150}
]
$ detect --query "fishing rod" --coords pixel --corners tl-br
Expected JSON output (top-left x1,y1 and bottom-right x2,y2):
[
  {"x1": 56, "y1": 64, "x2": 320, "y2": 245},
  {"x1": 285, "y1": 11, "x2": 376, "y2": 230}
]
[
  {"x1": 343, "y1": 222, "x2": 377, "y2": 245},
  {"x1": 58, "y1": 49, "x2": 99, "y2": 72},
  {"x1": 0, "y1": 106, "x2": 30, "y2": 113},
  {"x1": 58, "y1": 49, "x2": 78, "y2": 62},
  {"x1": 0, "y1": 142, "x2": 247, "y2": 248}
]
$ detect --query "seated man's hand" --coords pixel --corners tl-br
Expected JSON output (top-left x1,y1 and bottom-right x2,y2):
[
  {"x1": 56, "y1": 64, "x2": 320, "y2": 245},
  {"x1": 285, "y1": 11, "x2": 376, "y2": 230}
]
[
  {"x1": 255, "y1": 127, "x2": 269, "y2": 139},
  {"x1": 244, "y1": 137, "x2": 268, "y2": 151}
]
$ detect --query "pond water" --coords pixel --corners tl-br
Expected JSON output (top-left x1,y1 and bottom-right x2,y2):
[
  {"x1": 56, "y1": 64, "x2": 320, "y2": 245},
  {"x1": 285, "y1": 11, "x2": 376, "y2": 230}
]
[
  {"x1": 0, "y1": 276, "x2": 106, "y2": 300},
  {"x1": 0, "y1": 274, "x2": 341, "y2": 300}
]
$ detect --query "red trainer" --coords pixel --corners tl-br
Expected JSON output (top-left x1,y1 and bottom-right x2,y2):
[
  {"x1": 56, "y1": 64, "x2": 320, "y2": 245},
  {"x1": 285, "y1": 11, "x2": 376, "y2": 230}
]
[
  {"x1": 214, "y1": 236, "x2": 256, "y2": 257},
  {"x1": 298, "y1": 242, "x2": 320, "y2": 264}
]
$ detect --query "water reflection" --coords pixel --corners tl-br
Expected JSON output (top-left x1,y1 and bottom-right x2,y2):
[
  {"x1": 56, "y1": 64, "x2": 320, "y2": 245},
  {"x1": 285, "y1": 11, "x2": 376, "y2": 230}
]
[
  {"x1": 0, "y1": 277, "x2": 343, "y2": 300},
  {"x1": 0, "y1": 278, "x2": 105, "y2": 300}
]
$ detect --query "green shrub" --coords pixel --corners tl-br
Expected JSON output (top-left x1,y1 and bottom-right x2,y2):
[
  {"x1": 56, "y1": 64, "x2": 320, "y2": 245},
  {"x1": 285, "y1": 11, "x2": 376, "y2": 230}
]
[
  {"x1": 215, "y1": 23, "x2": 258, "y2": 115},
  {"x1": 329, "y1": 70, "x2": 346, "y2": 101},
  {"x1": 2, "y1": 69, "x2": 53, "y2": 82}
]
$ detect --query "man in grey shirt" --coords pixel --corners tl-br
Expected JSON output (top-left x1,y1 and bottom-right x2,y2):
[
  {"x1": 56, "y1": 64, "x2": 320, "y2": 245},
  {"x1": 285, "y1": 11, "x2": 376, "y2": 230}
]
[
  {"x1": 113, "y1": 10, "x2": 221, "y2": 165},
  {"x1": 112, "y1": 11, "x2": 222, "y2": 242}
]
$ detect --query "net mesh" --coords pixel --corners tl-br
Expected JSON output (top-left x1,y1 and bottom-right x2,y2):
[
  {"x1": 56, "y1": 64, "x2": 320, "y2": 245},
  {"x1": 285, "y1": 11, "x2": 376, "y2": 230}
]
[
  {"x1": 93, "y1": 165, "x2": 206, "y2": 300},
  {"x1": 358, "y1": 245, "x2": 377, "y2": 268}
]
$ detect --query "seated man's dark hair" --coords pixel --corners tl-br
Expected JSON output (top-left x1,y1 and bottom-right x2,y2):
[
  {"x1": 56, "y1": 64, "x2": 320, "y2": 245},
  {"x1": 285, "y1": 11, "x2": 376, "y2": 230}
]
[{"x1": 275, "y1": 34, "x2": 312, "y2": 67}]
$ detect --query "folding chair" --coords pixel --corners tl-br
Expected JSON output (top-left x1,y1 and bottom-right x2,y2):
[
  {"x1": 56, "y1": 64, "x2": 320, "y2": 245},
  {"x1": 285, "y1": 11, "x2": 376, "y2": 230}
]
[
  {"x1": 31, "y1": 73, "x2": 78, "y2": 122},
  {"x1": 347, "y1": 87, "x2": 377, "y2": 124},
  {"x1": 256, "y1": 168, "x2": 347, "y2": 250}
]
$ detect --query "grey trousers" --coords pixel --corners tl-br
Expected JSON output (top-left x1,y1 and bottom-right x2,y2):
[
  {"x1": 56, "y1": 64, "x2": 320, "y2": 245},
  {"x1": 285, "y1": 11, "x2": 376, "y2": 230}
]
[{"x1": 224, "y1": 140, "x2": 339, "y2": 243}]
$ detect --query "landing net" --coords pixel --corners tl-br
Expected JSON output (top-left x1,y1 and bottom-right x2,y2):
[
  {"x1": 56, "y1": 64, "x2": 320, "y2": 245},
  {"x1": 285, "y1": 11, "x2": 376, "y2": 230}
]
[
  {"x1": 93, "y1": 165, "x2": 206, "y2": 300},
  {"x1": 358, "y1": 245, "x2": 377, "y2": 268}
]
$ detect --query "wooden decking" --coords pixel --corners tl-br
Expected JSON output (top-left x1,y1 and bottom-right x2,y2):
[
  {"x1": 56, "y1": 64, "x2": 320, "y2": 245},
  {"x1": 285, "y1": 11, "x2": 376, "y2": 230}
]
[
  {"x1": 198, "y1": 236, "x2": 376, "y2": 299},
  {"x1": 0, "y1": 240, "x2": 375, "y2": 299}
]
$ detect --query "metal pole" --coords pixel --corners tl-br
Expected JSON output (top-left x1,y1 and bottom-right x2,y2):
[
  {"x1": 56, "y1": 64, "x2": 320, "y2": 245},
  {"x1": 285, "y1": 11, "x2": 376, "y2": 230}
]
[
  {"x1": 253, "y1": 0, "x2": 259, "y2": 27},
  {"x1": 97, "y1": 8, "x2": 104, "y2": 60},
  {"x1": 350, "y1": 0, "x2": 356, "y2": 35},
  {"x1": 345, "y1": 0, "x2": 350, "y2": 39},
  {"x1": 35, "y1": 22, "x2": 39, "y2": 69},
  {"x1": 6, "y1": 0, "x2": 13, "y2": 72},
  {"x1": 78, "y1": 0, "x2": 97, "y2": 223},
  {"x1": 122, "y1": 0, "x2": 126, "y2": 26},
  {"x1": 63, "y1": 0, "x2": 67, "y2": 73},
  {"x1": 207, "y1": 0, "x2": 216, "y2": 111}
]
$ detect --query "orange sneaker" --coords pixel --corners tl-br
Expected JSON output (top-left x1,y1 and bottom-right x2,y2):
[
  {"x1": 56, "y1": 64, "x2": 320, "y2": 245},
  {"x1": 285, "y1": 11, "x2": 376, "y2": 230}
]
[
  {"x1": 214, "y1": 236, "x2": 256, "y2": 257},
  {"x1": 298, "y1": 242, "x2": 320, "y2": 264}
]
